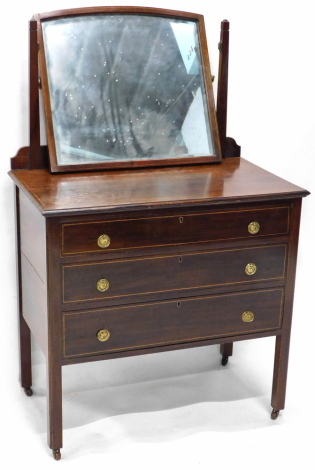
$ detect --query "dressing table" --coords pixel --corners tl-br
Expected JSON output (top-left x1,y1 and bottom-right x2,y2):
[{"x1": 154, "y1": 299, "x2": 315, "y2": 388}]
[{"x1": 9, "y1": 7, "x2": 309, "y2": 459}]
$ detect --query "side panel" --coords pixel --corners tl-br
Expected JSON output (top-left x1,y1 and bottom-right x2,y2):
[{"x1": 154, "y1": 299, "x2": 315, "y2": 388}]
[
  {"x1": 19, "y1": 191, "x2": 48, "y2": 355},
  {"x1": 21, "y1": 254, "x2": 48, "y2": 354},
  {"x1": 20, "y1": 191, "x2": 47, "y2": 282}
]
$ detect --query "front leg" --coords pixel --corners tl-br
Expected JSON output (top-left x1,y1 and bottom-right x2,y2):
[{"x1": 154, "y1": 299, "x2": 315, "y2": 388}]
[
  {"x1": 47, "y1": 355, "x2": 63, "y2": 458},
  {"x1": 270, "y1": 199, "x2": 302, "y2": 419},
  {"x1": 271, "y1": 334, "x2": 291, "y2": 419},
  {"x1": 46, "y1": 218, "x2": 64, "y2": 458}
]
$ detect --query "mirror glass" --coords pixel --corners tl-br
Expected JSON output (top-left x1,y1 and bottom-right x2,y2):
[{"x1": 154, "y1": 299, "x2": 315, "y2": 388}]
[{"x1": 41, "y1": 13, "x2": 220, "y2": 169}]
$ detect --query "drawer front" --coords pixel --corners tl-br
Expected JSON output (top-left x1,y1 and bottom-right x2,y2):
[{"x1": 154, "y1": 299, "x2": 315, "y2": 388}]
[
  {"x1": 61, "y1": 206, "x2": 289, "y2": 255},
  {"x1": 63, "y1": 289, "x2": 284, "y2": 358},
  {"x1": 63, "y1": 245, "x2": 287, "y2": 303}
]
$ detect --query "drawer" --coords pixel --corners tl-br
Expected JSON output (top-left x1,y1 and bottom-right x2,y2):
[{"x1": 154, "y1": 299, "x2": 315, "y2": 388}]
[
  {"x1": 62, "y1": 245, "x2": 287, "y2": 303},
  {"x1": 63, "y1": 288, "x2": 284, "y2": 358},
  {"x1": 61, "y1": 206, "x2": 289, "y2": 255}
]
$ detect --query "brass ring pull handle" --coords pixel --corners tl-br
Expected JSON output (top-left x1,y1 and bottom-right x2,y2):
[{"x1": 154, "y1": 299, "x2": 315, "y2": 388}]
[
  {"x1": 242, "y1": 311, "x2": 255, "y2": 322},
  {"x1": 97, "y1": 279, "x2": 110, "y2": 292},
  {"x1": 97, "y1": 329, "x2": 110, "y2": 342},
  {"x1": 97, "y1": 234, "x2": 111, "y2": 248},
  {"x1": 245, "y1": 263, "x2": 257, "y2": 275},
  {"x1": 248, "y1": 221, "x2": 260, "y2": 235}
]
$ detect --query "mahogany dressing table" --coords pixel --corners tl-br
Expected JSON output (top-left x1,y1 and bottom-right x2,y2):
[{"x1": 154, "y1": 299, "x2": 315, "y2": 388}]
[{"x1": 9, "y1": 7, "x2": 309, "y2": 459}]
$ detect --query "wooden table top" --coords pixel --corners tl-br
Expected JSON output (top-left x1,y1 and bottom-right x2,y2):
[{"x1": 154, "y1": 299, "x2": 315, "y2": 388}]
[{"x1": 9, "y1": 158, "x2": 309, "y2": 216}]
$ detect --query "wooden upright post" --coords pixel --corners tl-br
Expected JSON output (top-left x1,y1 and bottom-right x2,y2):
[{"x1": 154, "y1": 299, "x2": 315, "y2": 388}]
[
  {"x1": 29, "y1": 18, "x2": 42, "y2": 169},
  {"x1": 216, "y1": 20, "x2": 241, "y2": 158}
]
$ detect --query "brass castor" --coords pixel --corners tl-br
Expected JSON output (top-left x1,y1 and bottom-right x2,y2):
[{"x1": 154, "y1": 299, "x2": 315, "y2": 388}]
[
  {"x1": 53, "y1": 449, "x2": 61, "y2": 460},
  {"x1": 24, "y1": 387, "x2": 33, "y2": 397},
  {"x1": 271, "y1": 409, "x2": 280, "y2": 420},
  {"x1": 221, "y1": 356, "x2": 229, "y2": 366}
]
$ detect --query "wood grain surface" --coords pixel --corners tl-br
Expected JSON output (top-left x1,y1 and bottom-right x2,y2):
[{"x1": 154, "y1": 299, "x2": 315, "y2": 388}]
[{"x1": 9, "y1": 158, "x2": 309, "y2": 216}]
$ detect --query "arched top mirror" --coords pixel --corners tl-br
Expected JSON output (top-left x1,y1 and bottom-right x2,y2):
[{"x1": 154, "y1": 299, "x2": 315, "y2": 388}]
[{"x1": 35, "y1": 7, "x2": 221, "y2": 172}]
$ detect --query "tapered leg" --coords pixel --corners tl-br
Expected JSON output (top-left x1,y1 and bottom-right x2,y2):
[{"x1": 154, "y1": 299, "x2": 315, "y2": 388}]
[
  {"x1": 45, "y1": 218, "x2": 64, "y2": 458},
  {"x1": 19, "y1": 315, "x2": 32, "y2": 394},
  {"x1": 220, "y1": 342, "x2": 233, "y2": 365},
  {"x1": 270, "y1": 199, "x2": 303, "y2": 419},
  {"x1": 47, "y1": 356, "x2": 63, "y2": 458},
  {"x1": 271, "y1": 334, "x2": 291, "y2": 417}
]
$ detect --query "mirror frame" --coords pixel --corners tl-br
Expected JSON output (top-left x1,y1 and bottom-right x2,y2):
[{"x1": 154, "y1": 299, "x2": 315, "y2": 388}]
[{"x1": 35, "y1": 6, "x2": 221, "y2": 173}]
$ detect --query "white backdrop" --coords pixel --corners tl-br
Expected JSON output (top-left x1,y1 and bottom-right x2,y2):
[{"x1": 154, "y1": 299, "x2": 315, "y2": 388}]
[{"x1": 1, "y1": 1, "x2": 314, "y2": 467}]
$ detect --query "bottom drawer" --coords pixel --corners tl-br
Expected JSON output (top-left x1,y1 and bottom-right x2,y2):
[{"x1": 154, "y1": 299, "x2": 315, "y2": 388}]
[{"x1": 63, "y1": 289, "x2": 284, "y2": 358}]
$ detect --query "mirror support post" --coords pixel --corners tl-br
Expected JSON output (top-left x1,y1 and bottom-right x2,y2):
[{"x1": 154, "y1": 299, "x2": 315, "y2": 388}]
[
  {"x1": 29, "y1": 18, "x2": 42, "y2": 169},
  {"x1": 216, "y1": 20, "x2": 240, "y2": 158}
]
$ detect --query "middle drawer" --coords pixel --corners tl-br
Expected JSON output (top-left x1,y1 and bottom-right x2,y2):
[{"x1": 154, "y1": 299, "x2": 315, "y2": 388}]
[{"x1": 62, "y1": 244, "x2": 286, "y2": 304}]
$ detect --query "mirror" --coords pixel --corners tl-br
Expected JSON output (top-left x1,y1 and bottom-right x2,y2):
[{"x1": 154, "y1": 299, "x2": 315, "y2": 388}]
[{"x1": 36, "y1": 8, "x2": 221, "y2": 172}]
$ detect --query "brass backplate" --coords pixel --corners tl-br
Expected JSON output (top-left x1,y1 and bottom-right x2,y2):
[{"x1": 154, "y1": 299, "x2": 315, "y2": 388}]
[
  {"x1": 248, "y1": 221, "x2": 260, "y2": 235},
  {"x1": 97, "y1": 234, "x2": 111, "y2": 248},
  {"x1": 245, "y1": 263, "x2": 257, "y2": 275},
  {"x1": 97, "y1": 279, "x2": 110, "y2": 292},
  {"x1": 97, "y1": 329, "x2": 110, "y2": 342},
  {"x1": 242, "y1": 311, "x2": 255, "y2": 322}
]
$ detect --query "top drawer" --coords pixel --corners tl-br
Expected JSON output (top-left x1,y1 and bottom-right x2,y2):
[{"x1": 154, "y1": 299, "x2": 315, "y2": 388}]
[{"x1": 61, "y1": 206, "x2": 289, "y2": 256}]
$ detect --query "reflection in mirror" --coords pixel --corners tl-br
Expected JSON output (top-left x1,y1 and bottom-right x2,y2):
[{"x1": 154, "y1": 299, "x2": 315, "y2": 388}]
[{"x1": 42, "y1": 14, "x2": 215, "y2": 166}]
